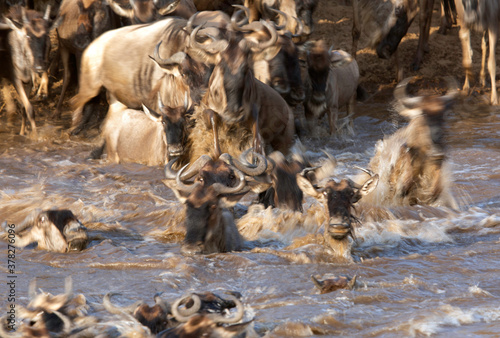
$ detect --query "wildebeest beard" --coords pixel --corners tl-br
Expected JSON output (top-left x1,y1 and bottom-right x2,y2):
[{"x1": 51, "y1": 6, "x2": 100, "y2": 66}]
[{"x1": 184, "y1": 201, "x2": 213, "y2": 248}]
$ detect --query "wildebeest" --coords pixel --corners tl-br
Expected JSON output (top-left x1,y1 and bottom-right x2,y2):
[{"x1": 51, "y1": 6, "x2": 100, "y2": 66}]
[
  {"x1": 351, "y1": 0, "x2": 421, "y2": 80},
  {"x1": 297, "y1": 167, "x2": 379, "y2": 258},
  {"x1": 244, "y1": 0, "x2": 319, "y2": 41},
  {"x1": 53, "y1": 0, "x2": 117, "y2": 118},
  {"x1": 0, "y1": 5, "x2": 51, "y2": 136},
  {"x1": 304, "y1": 40, "x2": 360, "y2": 135},
  {"x1": 454, "y1": 0, "x2": 499, "y2": 105},
  {"x1": 358, "y1": 77, "x2": 458, "y2": 207},
  {"x1": 4, "y1": 209, "x2": 88, "y2": 252},
  {"x1": 106, "y1": 0, "x2": 189, "y2": 23},
  {"x1": 94, "y1": 93, "x2": 190, "y2": 165}
]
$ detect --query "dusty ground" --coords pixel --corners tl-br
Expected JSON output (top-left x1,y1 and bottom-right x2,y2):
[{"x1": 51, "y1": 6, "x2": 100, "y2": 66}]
[{"x1": 1, "y1": 0, "x2": 499, "y2": 133}]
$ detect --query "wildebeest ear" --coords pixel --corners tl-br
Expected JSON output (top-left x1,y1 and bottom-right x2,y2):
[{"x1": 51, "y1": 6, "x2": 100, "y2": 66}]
[
  {"x1": 352, "y1": 174, "x2": 379, "y2": 203},
  {"x1": 162, "y1": 179, "x2": 188, "y2": 203},
  {"x1": 296, "y1": 175, "x2": 322, "y2": 199},
  {"x1": 142, "y1": 104, "x2": 162, "y2": 122},
  {"x1": 330, "y1": 50, "x2": 353, "y2": 68}
]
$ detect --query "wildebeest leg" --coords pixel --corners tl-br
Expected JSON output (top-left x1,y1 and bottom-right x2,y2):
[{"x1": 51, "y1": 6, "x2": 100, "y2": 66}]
[
  {"x1": 54, "y1": 47, "x2": 71, "y2": 118},
  {"x1": 459, "y1": 26, "x2": 473, "y2": 94},
  {"x1": 34, "y1": 71, "x2": 49, "y2": 101},
  {"x1": 351, "y1": 0, "x2": 360, "y2": 58},
  {"x1": 328, "y1": 105, "x2": 338, "y2": 135},
  {"x1": 412, "y1": 0, "x2": 434, "y2": 71},
  {"x1": 479, "y1": 31, "x2": 488, "y2": 87},
  {"x1": 89, "y1": 141, "x2": 106, "y2": 160},
  {"x1": 1, "y1": 79, "x2": 16, "y2": 127},
  {"x1": 487, "y1": 28, "x2": 498, "y2": 105},
  {"x1": 13, "y1": 77, "x2": 36, "y2": 137},
  {"x1": 394, "y1": 50, "x2": 404, "y2": 83}
]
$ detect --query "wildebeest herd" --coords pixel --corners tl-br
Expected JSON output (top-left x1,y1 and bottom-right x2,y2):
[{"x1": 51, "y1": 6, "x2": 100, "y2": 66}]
[{"x1": 0, "y1": 0, "x2": 498, "y2": 336}]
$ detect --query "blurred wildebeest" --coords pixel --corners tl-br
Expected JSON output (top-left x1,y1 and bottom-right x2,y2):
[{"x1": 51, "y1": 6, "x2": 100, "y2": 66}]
[
  {"x1": 157, "y1": 293, "x2": 251, "y2": 338},
  {"x1": 352, "y1": 0, "x2": 439, "y2": 80},
  {"x1": 438, "y1": 0, "x2": 456, "y2": 34},
  {"x1": 105, "y1": 0, "x2": 192, "y2": 24},
  {"x1": 297, "y1": 167, "x2": 379, "y2": 258},
  {"x1": 93, "y1": 92, "x2": 190, "y2": 165},
  {"x1": 358, "y1": 77, "x2": 458, "y2": 207},
  {"x1": 304, "y1": 40, "x2": 360, "y2": 135},
  {"x1": 0, "y1": 5, "x2": 51, "y2": 136},
  {"x1": 103, "y1": 292, "x2": 171, "y2": 334},
  {"x1": 53, "y1": 0, "x2": 118, "y2": 118},
  {"x1": 244, "y1": 0, "x2": 319, "y2": 41},
  {"x1": 454, "y1": 0, "x2": 500, "y2": 105},
  {"x1": 193, "y1": 0, "x2": 242, "y2": 13},
  {"x1": 4, "y1": 209, "x2": 88, "y2": 252},
  {"x1": 164, "y1": 150, "x2": 268, "y2": 255},
  {"x1": 0, "y1": 277, "x2": 93, "y2": 337}
]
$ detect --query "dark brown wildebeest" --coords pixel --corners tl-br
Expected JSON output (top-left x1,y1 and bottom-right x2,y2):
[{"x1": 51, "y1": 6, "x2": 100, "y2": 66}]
[
  {"x1": 304, "y1": 40, "x2": 360, "y2": 135},
  {"x1": 93, "y1": 92, "x2": 190, "y2": 165},
  {"x1": 454, "y1": 0, "x2": 500, "y2": 105},
  {"x1": 358, "y1": 77, "x2": 458, "y2": 207},
  {"x1": 297, "y1": 167, "x2": 379, "y2": 258},
  {"x1": 53, "y1": 0, "x2": 117, "y2": 118},
  {"x1": 0, "y1": 5, "x2": 51, "y2": 136},
  {"x1": 4, "y1": 209, "x2": 88, "y2": 252},
  {"x1": 164, "y1": 150, "x2": 267, "y2": 255}
]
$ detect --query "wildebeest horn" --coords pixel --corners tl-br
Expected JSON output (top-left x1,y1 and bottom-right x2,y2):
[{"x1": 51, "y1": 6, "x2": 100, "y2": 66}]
[
  {"x1": 394, "y1": 77, "x2": 423, "y2": 108},
  {"x1": 190, "y1": 23, "x2": 228, "y2": 54},
  {"x1": 175, "y1": 163, "x2": 202, "y2": 193},
  {"x1": 103, "y1": 292, "x2": 145, "y2": 315},
  {"x1": 156, "y1": 0, "x2": 181, "y2": 16},
  {"x1": 171, "y1": 294, "x2": 202, "y2": 322},
  {"x1": 353, "y1": 165, "x2": 375, "y2": 178},
  {"x1": 151, "y1": 41, "x2": 170, "y2": 66},
  {"x1": 107, "y1": 0, "x2": 135, "y2": 19},
  {"x1": 43, "y1": 5, "x2": 51, "y2": 21},
  {"x1": 292, "y1": 16, "x2": 304, "y2": 37},
  {"x1": 230, "y1": 5, "x2": 251, "y2": 30},
  {"x1": 164, "y1": 155, "x2": 212, "y2": 180},
  {"x1": 205, "y1": 294, "x2": 244, "y2": 324},
  {"x1": 219, "y1": 149, "x2": 267, "y2": 176},
  {"x1": 441, "y1": 76, "x2": 459, "y2": 102},
  {"x1": 211, "y1": 166, "x2": 247, "y2": 195},
  {"x1": 268, "y1": 7, "x2": 287, "y2": 30},
  {"x1": 154, "y1": 292, "x2": 170, "y2": 313},
  {"x1": 245, "y1": 20, "x2": 278, "y2": 51}
]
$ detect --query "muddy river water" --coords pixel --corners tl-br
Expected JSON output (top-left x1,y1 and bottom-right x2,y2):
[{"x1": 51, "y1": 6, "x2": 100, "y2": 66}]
[{"x1": 0, "y1": 86, "x2": 499, "y2": 337}]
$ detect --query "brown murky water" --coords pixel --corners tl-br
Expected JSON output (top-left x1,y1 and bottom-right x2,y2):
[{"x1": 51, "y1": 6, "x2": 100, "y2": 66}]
[{"x1": 1, "y1": 85, "x2": 499, "y2": 337}]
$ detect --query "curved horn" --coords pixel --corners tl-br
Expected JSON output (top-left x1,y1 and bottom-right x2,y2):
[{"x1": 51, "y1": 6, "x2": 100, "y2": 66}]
[
  {"x1": 43, "y1": 5, "x2": 51, "y2": 21},
  {"x1": 230, "y1": 6, "x2": 250, "y2": 31},
  {"x1": 394, "y1": 77, "x2": 423, "y2": 108},
  {"x1": 190, "y1": 23, "x2": 228, "y2": 54},
  {"x1": 269, "y1": 7, "x2": 287, "y2": 30},
  {"x1": 151, "y1": 41, "x2": 170, "y2": 66},
  {"x1": 219, "y1": 149, "x2": 267, "y2": 176},
  {"x1": 107, "y1": 0, "x2": 135, "y2": 19},
  {"x1": 246, "y1": 19, "x2": 278, "y2": 51},
  {"x1": 185, "y1": 11, "x2": 199, "y2": 34},
  {"x1": 205, "y1": 295, "x2": 244, "y2": 324},
  {"x1": 171, "y1": 294, "x2": 201, "y2": 322},
  {"x1": 157, "y1": 0, "x2": 181, "y2": 16},
  {"x1": 102, "y1": 293, "x2": 144, "y2": 315},
  {"x1": 154, "y1": 293, "x2": 170, "y2": 313},
  {"x1": 175, "y1": 163, "x2": 202, "y2": 194},
  {"x1": 291, "y1": 16, "x2": 304, "y2": 37},
  {"x1": 211, "y1": 166, "x2": 247, "y2": 195},
  {"x1": 164, "y1": 155, "x2": 212, "y2": 180},
  {"x1": 441, "y1": 76, "x2": 459, "y2": 102},
  {"x1": 353, "y1": 165, "x2": 375, "y2": 177}
]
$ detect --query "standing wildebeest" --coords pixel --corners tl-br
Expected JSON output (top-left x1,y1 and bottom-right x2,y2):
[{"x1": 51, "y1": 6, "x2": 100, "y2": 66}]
[
  {"x1": 358, "y1": 77, "x2": 458, "y2": 207},
  {"x1": 454, "y1": 0, "x2": 500, "y2": 105},
  {"x1": 304, "y1": 40, "x2": 360, "y2": 135},
  {"x1": 297, "y1": 168, "x2": 379, "y2": 258},
  {"x1": 53, "y1": 0, "x2": 117, "y2": 118},
  {"x1": 0, "y1": 5, "x2": 51, "y2": 136},
  {"x1": 96, "y1": 93, "x2": 189, "y2": 165},
  {"x1": 3, "y1": 209, "x2": 88, "y2": 252}
]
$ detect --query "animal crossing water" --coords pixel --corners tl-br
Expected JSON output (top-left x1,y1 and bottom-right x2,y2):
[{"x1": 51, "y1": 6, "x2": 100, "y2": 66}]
[{"x1": 0, "y1": 90, "x2": 499, "y2": 337}]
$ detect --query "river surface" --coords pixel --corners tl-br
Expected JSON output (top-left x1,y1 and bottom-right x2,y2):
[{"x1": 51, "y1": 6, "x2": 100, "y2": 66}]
[{"x1": 0, "y1": 87, "x2": 499, "y2": 337}]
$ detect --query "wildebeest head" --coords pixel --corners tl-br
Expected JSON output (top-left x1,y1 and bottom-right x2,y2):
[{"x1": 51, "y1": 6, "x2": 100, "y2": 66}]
[
  {"x1": 294, "y1": 0, "x2": 319, "y2": 39},
  {"x1": 297, "y1": 170, "x2": 378, "y2": 252},
  {"x1": 142, "y1": 92, "x2": 189, "y2": 161},
  {"x1": 376, "y1": 2, "x2": 418, "y2": 59},
  {"x1": 75, "y1": 0, "x2": 113, "y2": 50},
  {"x1": 13, "y1": 209, "x2": 88, "y2": 252},
  {"x1": 306, "y1": 40, "x2": 330, "y2": 100}
]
